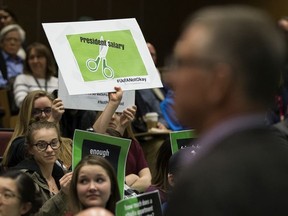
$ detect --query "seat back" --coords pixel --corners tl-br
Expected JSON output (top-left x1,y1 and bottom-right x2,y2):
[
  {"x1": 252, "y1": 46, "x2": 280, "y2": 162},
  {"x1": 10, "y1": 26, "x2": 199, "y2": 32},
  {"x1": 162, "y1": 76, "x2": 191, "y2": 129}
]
[
  {"x1": 0, "y1": 128, "x2": 13, "y2": 157},
  {"x1": 0, "y1": 128, "x2": 13, "y2": 171},
  {"x1": 0, "y1": 89, "x2": 18, "y2": 128}
]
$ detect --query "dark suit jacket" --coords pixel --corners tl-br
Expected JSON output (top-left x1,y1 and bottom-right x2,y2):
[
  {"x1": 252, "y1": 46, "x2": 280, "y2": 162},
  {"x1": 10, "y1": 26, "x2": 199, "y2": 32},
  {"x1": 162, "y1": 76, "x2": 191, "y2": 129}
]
[{"x1": 166, "y1": 127, "x2": 288, "y2": 216}]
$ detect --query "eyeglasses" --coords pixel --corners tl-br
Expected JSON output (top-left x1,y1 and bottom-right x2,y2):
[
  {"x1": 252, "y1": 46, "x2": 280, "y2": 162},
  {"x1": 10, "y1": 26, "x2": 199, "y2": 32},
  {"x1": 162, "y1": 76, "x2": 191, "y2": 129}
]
[
  {"x1": 169, "y1": 56, "x2": 215, "y2": 70},
  {"x1": 33, "y1": 139, "x2": 61, "y2": 151},
  {"x1": 0, "y1": 190, "x2": 21, "y2": 202},
  {"x1": 32, "y1": 107, "x2": 52, "y2": 117},
  {"x1": 0, "y1": 15, "x2": 10, "y2": 20},
  {"x1": 4, "y1": 37, "x2": 21, "y2": 43}
]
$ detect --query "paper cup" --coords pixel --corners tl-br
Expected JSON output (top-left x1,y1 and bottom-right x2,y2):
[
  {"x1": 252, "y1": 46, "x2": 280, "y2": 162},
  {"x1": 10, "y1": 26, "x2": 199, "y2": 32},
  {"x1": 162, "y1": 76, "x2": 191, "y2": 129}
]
[{"x1": 144, "y1": 112, "x2": 158, "y2": 130}]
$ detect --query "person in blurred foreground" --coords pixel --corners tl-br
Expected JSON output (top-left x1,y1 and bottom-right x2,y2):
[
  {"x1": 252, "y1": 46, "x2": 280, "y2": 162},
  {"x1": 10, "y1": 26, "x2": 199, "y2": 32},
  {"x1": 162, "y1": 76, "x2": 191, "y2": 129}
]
[{"x1": 165, "y1": 5, "x2": 288, "y2": 216}]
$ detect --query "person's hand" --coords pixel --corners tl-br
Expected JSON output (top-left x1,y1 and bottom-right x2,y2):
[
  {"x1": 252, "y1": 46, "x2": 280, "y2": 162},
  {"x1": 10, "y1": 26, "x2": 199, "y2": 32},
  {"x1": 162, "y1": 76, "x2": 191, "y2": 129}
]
[
  {"x1": 109, "y1": 86, "x2": 123, "y2": 105},
  {"x1": 48, "y1": 98, "x2": 65, "y2": 123},
  {"x1": 125, "y1": 174, "x2": 139, "y2": 187},
  {"x1": 59, "y1": 172, "x2": 73, "y2": 195},
  {"x1": 157, "y1": 122, "x2": 168, "y2": 130},
  {"x1": 120, "y1": 105, "x2": 137, "y2": 128}
]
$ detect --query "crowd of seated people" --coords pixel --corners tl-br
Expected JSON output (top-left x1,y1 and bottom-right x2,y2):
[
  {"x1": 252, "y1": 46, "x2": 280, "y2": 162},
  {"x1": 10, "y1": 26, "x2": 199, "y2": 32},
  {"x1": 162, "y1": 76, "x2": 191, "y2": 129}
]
[
  {"x1": 3, "y1": 4, "x2": 288, "y2": 216},
  {"x1": 0, "y1": 8, "x2": 162, "y2": 211}
]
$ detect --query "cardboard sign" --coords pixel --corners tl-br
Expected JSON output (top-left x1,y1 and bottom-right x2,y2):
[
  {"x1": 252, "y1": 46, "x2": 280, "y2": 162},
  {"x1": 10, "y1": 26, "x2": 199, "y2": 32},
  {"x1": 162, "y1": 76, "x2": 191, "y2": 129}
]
[
  {"x1": 58, "y1": 72, "x2": 135, "y2": 111},
  {"x1": 169, "y1": 129, "x2": 197, "y2": 154},
  {"x1": 73, "y1": 129, "x2": 131, "y2": 198},
  {"x1": 42, "y1": 18, "x2": 163, "y2": 95},
  {"x1": 116, "y1": 191, "x2": 162, "y2": 216}
]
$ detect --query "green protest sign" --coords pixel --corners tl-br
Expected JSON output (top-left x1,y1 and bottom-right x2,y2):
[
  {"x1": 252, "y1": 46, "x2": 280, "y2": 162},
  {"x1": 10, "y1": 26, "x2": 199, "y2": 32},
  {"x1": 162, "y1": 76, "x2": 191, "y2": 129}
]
[
  {"x1": 170, "y1": 129, "x2": 197, "y2": 154},
  {"x1": 73, "y1": 129, "x2": 131, "y2": 198},
  {"x1": 66, "y1": 30, "x2": 147, "y2": 81},
  {"x1": 116, "y1": 191, "x2": 162, "y2": 216}
]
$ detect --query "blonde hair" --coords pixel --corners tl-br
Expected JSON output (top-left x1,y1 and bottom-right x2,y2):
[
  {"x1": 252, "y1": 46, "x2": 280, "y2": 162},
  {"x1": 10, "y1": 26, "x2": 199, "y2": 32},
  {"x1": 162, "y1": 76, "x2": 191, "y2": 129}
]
[{"x1": 59, "y1": 137, "x2": 72, "y2": 169}]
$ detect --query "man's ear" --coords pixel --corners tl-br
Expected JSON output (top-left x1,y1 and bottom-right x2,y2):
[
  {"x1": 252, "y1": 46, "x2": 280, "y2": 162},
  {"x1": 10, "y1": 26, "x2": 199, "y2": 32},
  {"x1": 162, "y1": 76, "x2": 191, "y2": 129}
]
[
  {"x1": 206, "y1": 63, "x2": 233, "y2": 105},
  {"x1": 20, "y1": 202, "x2": 32, "y2": 215},
  {"x1": 168, "y1": 173, "x2": 175, "y2": 187}
]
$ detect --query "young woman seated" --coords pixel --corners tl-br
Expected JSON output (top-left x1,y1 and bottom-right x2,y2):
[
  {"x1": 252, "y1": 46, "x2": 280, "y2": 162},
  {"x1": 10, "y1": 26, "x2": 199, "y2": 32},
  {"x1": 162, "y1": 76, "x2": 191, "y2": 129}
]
[
  {"x1": 12, "y1": 121, "x2": 72, "y2": 215},
  {"x1": 69, "y1": 155, "x2": 120, "y2": 215}
]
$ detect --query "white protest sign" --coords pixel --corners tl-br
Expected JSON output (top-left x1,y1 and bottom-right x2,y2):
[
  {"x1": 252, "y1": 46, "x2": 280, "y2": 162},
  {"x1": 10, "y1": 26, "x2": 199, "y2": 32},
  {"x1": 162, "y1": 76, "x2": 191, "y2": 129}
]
[
  {"x1": 42, "y1": 18, "x2": 163, "y2": 95},
  {"x1": 58, "y1": 72, "x2": 135, "y2": 112}
]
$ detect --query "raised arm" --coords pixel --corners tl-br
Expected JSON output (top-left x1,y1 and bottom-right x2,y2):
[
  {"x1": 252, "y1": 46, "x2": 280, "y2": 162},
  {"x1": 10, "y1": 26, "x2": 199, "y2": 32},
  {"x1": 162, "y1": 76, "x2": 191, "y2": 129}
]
[
  {"x1": 92, "y1": 86, "x2": 123, "y2": 134},
  {"x1": 125, "y1": 167, "x2": 152, "y2": 193},
  {"x1": 48, "y1": 98, "x2": 65, "y2": 123}
]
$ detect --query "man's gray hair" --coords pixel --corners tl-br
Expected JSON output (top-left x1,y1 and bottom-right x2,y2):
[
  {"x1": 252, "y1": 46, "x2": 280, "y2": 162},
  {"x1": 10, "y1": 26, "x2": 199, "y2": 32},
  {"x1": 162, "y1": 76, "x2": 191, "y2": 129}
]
[{"x1": 185, "y1": 5, "x2": 286, "y2": 106}]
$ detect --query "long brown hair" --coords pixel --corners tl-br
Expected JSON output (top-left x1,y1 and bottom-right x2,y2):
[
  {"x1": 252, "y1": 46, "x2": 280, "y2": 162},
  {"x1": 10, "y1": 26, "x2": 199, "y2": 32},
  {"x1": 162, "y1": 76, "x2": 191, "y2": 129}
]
[
  {"x1": 69, "y1": 155, "x2": 120, "y2": 214},
  {"x1": 151, "y1": 138, "x2": 172, "y2": 192}
]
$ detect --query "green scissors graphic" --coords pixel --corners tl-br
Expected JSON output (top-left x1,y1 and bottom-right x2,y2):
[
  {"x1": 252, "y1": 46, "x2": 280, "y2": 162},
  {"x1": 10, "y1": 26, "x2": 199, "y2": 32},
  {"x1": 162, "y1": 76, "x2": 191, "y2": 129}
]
[{"x1": 86, "y1": 36, "x2": 115, "y2": 79}]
